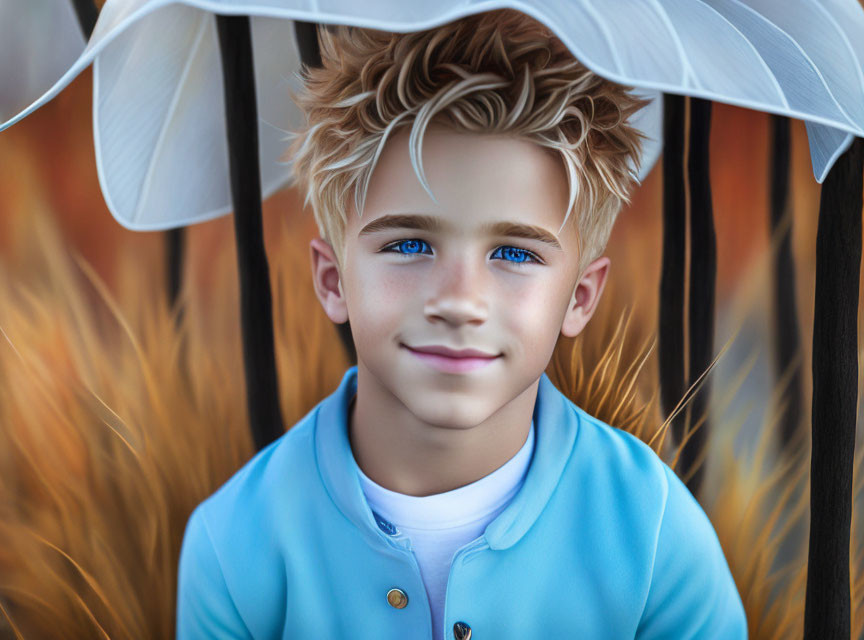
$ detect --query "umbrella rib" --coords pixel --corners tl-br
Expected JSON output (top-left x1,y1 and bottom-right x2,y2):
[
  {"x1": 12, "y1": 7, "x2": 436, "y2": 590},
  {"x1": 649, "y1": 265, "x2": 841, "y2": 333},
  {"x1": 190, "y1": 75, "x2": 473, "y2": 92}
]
[
  {"x1": 691, "y1": 0, "x2": 788, "y2": 108},
  {"x1": 575, "y1": 1, "x2": 626, "y2": 76},
  {"x1": 646, "y1": 0, "x2": 696, "y2": 88},
  {"x1": 810, "y1": 1, "x2": 864, "y2": 104},
  {"x1": 724, "y1": 0, "x2": 857, "y2": 129},
  {"x1": 133, "y1": 15, "x2": 209, "y2": 225}
]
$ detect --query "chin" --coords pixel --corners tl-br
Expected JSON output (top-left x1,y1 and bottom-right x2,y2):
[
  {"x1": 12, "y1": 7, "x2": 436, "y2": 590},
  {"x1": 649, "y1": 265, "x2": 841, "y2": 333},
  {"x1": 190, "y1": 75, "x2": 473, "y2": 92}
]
[{"x1": 402, "y1": 393, "x2": 497, "y2": 430}]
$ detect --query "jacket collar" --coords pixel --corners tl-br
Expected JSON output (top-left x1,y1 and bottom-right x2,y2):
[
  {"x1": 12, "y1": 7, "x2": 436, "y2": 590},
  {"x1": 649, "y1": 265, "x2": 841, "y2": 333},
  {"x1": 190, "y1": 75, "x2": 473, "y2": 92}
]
[{"x1": 314, "y1": 366, "x2": 579, "y2": 551}]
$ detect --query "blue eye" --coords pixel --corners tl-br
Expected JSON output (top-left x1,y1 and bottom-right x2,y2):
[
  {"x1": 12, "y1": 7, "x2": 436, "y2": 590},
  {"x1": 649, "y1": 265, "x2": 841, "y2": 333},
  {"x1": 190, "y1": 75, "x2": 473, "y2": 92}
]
[
  {"x1": 383, "y1": 239, "x2": 432, "y2": 255},
  {"x1": 490, "y1": 246, "x2": 540, "y2": 264},
  {"x1": 380, "y1": 239, "x2": 541, "y2": 265}
]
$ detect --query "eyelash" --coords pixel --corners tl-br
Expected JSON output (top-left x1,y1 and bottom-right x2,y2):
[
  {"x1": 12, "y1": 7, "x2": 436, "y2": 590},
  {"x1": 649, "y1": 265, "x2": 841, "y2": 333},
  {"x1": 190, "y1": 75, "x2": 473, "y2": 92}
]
[{"x1": 379, "y1": 238, "x2": 543, "y2": 266}]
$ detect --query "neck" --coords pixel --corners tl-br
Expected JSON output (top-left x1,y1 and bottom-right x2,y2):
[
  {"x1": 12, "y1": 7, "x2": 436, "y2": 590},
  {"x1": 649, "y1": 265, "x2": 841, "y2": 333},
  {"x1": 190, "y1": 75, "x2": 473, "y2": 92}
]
[{"x1": 348, "y1": 363, "x2": 537, "y2": 497}]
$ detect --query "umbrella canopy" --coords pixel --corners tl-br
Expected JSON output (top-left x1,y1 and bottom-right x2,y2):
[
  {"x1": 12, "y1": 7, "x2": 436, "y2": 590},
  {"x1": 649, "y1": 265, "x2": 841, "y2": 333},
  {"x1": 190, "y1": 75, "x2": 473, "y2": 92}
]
[
  {"x1": 11, "y1": 3, "x2": 652, "y2": 232},
  {"x1": 10, "y1": 0, "x2": 864, "y2": 230}
]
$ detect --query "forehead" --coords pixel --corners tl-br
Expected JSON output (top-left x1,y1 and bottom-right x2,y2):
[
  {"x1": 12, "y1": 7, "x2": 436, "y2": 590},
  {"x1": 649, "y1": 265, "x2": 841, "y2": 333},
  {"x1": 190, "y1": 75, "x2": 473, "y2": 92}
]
[{"x1": 346, "y1": 124, "x2": 576, "y2": 246}]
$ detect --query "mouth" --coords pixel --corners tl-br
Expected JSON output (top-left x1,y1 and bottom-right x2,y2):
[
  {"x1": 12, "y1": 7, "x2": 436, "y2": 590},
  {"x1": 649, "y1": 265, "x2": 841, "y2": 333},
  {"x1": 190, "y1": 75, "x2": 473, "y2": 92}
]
[{"x1": 401, "y1": 344, "x2": 502, "y2": 374}]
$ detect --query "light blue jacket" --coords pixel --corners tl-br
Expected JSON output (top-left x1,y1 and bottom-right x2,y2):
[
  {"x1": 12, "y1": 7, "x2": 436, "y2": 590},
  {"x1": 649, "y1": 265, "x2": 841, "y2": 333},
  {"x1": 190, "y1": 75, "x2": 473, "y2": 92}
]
[{"x1": 177, "y1": 366, "x2": 747, "y2": 639}]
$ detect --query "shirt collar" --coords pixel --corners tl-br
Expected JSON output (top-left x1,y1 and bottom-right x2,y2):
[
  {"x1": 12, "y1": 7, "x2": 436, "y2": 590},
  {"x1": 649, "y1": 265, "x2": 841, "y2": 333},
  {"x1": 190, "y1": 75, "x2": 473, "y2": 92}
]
[
  {"x1": 314, "y1": 365, "x2": 579, "y2": 551},
  {"x1": 356, "y1": 419, "x2": 535, "y2": 531}
]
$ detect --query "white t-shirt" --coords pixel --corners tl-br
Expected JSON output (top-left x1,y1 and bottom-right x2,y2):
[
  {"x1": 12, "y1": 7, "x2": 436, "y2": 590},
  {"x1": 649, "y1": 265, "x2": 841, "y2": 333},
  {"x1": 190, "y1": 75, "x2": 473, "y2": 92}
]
[{"x1": 357, "y1": 421, "x2": 535, "y2": 640}]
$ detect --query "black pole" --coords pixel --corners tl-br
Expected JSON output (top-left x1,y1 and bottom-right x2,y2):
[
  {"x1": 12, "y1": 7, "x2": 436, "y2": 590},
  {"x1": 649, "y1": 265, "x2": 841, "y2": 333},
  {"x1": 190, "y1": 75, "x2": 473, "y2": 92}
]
[
  {"x1": 216, "y1": 14, "x2": 284, "y2": 451},
  {"x1": 164, "y1": 230, "x2": 186, "y2": 313},
  {"x1": 70, "y1": 0, "x2": 98, "y2": 39},
  {"x1": 293, "y1": 20, "x2": 357, "y2": 367},
  {"x1": 660, "y1": 94, "x2": 688, "y2": 469},
  {"x1": 683, "y1": 98, "x2": 715, "y2": 499},
  {"x1": 802, "y1": 136, "x2": 862, "y2": 640},
  {"x1": 293, "y1": 21, "x2": 323, "y2": 68},
  {"x1": 768, "y1": 116, "x2": 804, "y2": 452},
  {"x1": 166, "y1": 227, "x2": 185, "y2": 326}
]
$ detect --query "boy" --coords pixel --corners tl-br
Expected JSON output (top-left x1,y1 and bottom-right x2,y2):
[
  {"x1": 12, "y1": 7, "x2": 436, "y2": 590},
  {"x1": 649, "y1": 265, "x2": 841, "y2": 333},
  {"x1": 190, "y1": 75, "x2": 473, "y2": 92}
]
[{"x1": 177, "y1": 10, "x2": 747, "y2": 639}]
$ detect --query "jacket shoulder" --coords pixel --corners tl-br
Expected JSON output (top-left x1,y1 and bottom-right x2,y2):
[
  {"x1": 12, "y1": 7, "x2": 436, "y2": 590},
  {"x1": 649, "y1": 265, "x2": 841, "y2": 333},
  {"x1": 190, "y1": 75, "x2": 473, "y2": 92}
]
[
  {"x1": 199, "y1": 406, "x2": 319, "y2": 528},
  {"x1": 176, "y1": 405, "x2": 323, "y2": 638},
  {"x1": 563, "y1": 407, "x2": 746, "y2": 637},
  {"x1": 568, "y1": 403, "x2": 670, "y2": 498},
  {"x1": 552, "y1": 402, "x2": 671, "y2": 564}
]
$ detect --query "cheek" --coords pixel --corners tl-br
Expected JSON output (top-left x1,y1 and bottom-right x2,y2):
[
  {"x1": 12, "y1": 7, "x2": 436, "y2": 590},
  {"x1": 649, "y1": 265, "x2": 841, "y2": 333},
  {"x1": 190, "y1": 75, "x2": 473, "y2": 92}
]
[
  {"x1": 357, "y1": 261, "x2": 414, "y2": 305},
  {"x1": 497, "y1": 276, "x2": 571, "y2": 343},
  {"x1": 344, "y1": 260, "x2": 417, "y2": 331}
]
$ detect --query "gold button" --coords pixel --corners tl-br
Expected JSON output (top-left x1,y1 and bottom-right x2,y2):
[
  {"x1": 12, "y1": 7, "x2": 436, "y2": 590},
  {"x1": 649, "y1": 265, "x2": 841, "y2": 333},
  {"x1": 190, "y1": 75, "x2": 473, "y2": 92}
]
[
  {"x1": 453, "y1": 621, "x2": 472, "y2": 640},
  {"x1": 387, "y1": 588, "x2": 408, "y2": 609}
]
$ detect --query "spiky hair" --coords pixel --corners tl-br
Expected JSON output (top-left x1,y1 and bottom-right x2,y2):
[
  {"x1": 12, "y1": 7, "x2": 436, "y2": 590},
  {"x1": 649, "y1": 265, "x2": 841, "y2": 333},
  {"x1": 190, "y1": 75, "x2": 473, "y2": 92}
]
[{"x1": 284, "y1": 9, "x2": 647, "y2": 277}]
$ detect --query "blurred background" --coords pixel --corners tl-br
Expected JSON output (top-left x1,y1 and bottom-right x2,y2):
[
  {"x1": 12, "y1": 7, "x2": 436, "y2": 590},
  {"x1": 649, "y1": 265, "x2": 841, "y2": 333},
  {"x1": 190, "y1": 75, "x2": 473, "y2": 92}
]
[{"x1": 0, "y1": 12, "x2": 862, "y2": 638}]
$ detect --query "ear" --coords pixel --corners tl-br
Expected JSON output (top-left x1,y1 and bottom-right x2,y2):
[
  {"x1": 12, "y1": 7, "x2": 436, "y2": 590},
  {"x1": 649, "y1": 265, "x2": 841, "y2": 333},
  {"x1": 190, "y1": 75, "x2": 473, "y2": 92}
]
[
  {"x1": 560, "y1": 256, "x2": 610, "y2": 339},
  {"x1": 310, "y1": 237, "x2": 349, "y2": 324}
]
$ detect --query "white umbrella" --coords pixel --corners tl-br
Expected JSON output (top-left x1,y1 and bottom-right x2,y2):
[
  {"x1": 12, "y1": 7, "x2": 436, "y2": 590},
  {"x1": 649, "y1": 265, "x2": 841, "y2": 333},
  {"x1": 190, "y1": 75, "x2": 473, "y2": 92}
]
[{"x1": 6, "y1": 0, "x2": 864, "y2": 230}]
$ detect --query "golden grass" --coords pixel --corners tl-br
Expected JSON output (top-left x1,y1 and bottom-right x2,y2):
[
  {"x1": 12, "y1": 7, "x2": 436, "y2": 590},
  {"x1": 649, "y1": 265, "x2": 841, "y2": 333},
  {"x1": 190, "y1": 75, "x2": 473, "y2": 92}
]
[
  {"x1": 0, "y1": 198, "x2": 347, "y2": 638},
  {"x1": 0, "y1": 194, "x2": 862, "y2": 639}
]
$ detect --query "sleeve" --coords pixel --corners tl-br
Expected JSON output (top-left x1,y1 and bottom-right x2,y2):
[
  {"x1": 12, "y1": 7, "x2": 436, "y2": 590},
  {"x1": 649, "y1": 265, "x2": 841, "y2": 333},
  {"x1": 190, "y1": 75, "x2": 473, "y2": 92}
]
[
  {"x1": 635, "y1": 463, "x2": 748, "y2": 639},
  {"x1": 176, "y1": 506, "x2": 253, "y2": 639}
]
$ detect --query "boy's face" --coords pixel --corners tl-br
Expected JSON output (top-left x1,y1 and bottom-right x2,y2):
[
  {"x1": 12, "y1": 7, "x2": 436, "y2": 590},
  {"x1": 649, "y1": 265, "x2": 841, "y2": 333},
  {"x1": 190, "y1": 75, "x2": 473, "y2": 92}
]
[{"x1": 310, "y1": 124, "x2": 609, "y2": 428}]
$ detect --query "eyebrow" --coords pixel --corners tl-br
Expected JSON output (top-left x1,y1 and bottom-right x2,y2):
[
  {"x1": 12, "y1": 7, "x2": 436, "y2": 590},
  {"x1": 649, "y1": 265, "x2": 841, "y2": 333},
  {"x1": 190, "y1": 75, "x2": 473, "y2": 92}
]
[{"x1": 358, "y1": 214, "x2": 563, "y2": 251}]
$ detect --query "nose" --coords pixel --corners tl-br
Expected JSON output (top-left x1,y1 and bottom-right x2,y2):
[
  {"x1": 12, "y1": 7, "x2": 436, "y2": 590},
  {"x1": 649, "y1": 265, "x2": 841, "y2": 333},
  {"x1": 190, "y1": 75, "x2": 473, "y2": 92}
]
[{"x1": 423, "y1": 254, "x2": 489, "y2": 327}]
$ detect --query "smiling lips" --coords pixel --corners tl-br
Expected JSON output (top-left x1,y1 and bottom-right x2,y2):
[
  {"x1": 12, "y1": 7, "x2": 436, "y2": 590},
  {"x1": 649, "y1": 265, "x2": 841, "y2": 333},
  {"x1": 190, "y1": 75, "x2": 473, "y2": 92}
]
[{"x1": 402, "y1": 344, "x2": 501, "y2": 373}]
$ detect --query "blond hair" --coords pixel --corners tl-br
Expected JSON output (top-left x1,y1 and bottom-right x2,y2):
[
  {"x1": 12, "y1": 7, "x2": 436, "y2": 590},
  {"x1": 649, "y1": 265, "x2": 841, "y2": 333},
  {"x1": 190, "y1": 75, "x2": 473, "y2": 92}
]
[{"x1": 284, "y1": 9, "x2": 647, "y2": 277}]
